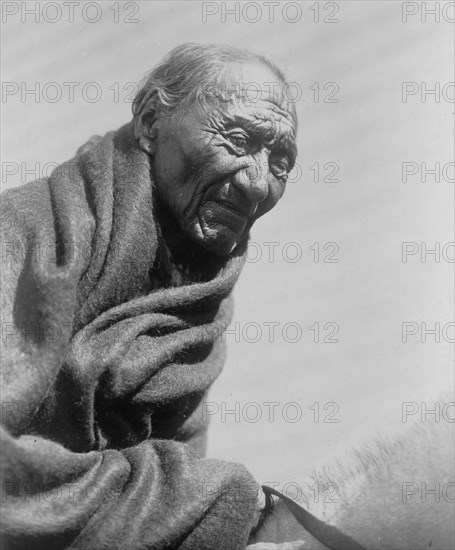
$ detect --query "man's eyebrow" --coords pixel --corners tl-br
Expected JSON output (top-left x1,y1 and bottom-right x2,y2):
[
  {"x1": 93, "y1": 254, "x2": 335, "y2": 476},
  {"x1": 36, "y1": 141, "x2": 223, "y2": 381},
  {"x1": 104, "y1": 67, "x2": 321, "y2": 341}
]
[{"x1": 225, "y1": 115, "x2": 296, "y2": 149}]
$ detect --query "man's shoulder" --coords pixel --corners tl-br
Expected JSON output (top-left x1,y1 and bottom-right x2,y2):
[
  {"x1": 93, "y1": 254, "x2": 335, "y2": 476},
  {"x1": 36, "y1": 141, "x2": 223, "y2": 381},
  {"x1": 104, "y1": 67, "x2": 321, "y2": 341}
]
[
  {"x1": 75, "y1": 134, "x2": 104, "y2": 156},
  {"x1": 1, "y1": 178, "x2": 53, "y2": 232}
]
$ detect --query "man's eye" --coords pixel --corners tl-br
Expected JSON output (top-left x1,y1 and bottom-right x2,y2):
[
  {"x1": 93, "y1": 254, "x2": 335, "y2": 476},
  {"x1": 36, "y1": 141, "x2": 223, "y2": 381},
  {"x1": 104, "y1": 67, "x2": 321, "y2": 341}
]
[
  {"x1": 270, "y1": 157, "x2": 290, "y2": 178},
  {"x1": 227, "y1": 133, "x2": 249, "y2": 153}
]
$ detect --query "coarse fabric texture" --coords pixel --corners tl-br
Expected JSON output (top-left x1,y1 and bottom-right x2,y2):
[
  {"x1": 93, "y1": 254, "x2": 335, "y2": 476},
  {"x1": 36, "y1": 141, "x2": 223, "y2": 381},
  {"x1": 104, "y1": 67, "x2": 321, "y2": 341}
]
[{"x1": 0, "y1": 123, "x2": 259, "y2": 550}]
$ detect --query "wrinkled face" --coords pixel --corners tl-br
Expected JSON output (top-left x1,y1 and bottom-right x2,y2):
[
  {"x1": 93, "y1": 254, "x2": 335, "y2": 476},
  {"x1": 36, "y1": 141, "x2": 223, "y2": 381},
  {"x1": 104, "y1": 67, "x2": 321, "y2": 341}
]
[{"x1": 148, "y1": 61, "x2": 297, "y2": 255}]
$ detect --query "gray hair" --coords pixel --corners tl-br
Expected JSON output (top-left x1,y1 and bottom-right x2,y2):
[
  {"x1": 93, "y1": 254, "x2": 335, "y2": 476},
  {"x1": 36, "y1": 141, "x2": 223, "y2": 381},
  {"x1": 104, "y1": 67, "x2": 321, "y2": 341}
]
[{"x1": 132, "y1": 42, "x2": 289, "y2": 120}]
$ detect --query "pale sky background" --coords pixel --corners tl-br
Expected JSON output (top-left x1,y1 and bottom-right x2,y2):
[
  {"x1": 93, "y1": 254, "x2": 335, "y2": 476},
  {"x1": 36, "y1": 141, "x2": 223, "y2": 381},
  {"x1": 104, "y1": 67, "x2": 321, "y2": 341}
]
[{"x1": 1, "y1": 1, "x2": 454, "y2": 488}]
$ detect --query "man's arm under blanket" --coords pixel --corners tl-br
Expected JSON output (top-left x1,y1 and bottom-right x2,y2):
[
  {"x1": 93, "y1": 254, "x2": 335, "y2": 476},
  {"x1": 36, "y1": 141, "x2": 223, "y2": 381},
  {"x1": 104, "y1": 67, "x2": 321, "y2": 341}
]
[{"x1": 0, "y1": 173, "x2": 259, "y2": 550}]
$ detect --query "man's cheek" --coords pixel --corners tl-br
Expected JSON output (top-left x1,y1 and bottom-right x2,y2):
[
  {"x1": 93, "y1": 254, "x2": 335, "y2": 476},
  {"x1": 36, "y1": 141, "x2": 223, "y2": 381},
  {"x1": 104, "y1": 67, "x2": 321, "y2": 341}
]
[
  {"x1": 202, "y1": 151, "x2": 241, "y2": 184},
  {"x1": 196, "y1": 160, "x2": 221, "y2": 186},
  {"x1": 193, "y1": 145, "x2": 223, "y2": 179}
]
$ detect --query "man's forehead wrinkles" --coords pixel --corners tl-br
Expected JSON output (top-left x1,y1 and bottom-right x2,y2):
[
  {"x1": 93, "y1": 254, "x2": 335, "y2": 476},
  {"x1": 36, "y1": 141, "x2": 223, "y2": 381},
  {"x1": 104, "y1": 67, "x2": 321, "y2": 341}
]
[
  {"x1": 225, "y1": 103, "x2": 295, "y2": 126},
  {"x1": 226, "y1": 110, "x2": 296, "y2": 142},
  {"x1": 217, "y1": 88, "x2": 294, "y2": 118}
]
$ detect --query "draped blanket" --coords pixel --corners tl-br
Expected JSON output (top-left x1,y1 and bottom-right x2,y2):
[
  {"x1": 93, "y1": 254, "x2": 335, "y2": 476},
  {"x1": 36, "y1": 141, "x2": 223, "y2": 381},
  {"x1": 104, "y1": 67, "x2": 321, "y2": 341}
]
[{"x1": 0, "y1": 123, "x2": 259, "y2": 549}]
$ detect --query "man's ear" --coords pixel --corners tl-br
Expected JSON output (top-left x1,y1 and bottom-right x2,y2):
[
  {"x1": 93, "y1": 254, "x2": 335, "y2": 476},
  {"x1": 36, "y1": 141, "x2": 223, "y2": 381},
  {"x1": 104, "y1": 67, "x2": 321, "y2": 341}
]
[{"x1": 134, "y1": 96, "x2": 160, "y2": 156}]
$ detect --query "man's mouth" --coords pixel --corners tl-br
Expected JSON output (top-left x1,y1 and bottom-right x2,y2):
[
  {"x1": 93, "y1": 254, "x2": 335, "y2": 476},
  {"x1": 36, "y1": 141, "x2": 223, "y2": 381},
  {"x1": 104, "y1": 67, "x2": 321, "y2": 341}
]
[
  {"x1": 202, "y1": 181, "x2": 259, "y2": 219},
  {"x1": 205, "y1": 197, "x2": 258, "y2": 218},
  {"x1": 202, "y1": 200, "x2": 249, "y2": 225},
  {"x1": 197, "y1": 197, "x2": 257, "y2": 255}
]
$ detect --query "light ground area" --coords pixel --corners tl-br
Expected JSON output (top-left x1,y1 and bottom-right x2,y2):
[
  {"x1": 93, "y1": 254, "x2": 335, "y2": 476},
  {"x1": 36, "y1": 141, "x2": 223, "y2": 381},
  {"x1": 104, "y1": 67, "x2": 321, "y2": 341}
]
[{"x1": 2, "y1": 1, "x2": 453, "y2": 486}]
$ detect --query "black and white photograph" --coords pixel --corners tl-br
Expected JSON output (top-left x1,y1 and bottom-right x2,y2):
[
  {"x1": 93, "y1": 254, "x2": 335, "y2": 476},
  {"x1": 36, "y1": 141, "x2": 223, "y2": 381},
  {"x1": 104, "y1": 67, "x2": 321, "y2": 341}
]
[{"x1": 1, "y1": 1, "x2": 454, "y2": 549}]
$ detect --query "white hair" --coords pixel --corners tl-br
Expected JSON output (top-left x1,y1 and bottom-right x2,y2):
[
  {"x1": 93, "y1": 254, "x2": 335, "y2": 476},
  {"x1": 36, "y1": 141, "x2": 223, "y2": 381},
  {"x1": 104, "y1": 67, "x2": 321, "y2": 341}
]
[{"x1": 132, "y1": 42, "x2": 290, "y2": 120}]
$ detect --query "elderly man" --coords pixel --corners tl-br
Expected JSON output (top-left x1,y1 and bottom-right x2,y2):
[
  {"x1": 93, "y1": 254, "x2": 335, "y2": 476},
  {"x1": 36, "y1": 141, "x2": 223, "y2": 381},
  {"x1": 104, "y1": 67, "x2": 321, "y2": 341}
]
[{"x1": 0, "y1": 43, "x2": 297, "y2": 549}]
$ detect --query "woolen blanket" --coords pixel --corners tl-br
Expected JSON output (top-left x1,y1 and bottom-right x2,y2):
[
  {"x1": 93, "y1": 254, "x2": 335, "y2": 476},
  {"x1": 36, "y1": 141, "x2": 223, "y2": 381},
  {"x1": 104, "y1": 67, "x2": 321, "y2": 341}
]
[{"x1": 0, "y1": 123, "x2": 259, "y2": 549}]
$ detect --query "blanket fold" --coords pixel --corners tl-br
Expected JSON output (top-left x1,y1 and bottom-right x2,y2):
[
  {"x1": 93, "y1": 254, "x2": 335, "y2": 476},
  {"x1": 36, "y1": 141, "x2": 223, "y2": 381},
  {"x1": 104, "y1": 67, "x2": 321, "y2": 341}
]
[{"x1": 0, "y1": 123, "x2": 258, "y2": 550}]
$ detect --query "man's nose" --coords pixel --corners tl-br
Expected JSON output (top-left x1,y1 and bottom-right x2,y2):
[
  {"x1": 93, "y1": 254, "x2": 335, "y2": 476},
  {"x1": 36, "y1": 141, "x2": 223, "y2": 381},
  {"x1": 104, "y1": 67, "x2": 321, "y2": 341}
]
[{"x1": 231, "y1": 156, "x2": 269, "y2": 204}]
